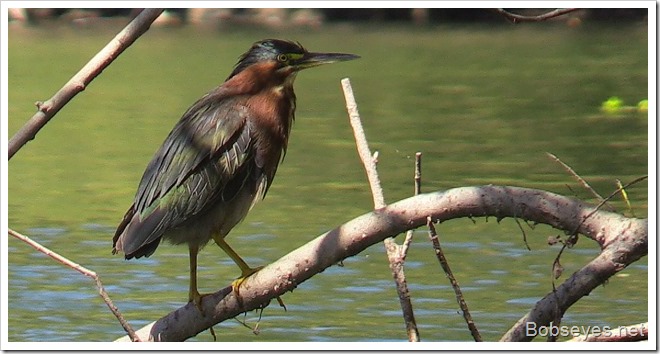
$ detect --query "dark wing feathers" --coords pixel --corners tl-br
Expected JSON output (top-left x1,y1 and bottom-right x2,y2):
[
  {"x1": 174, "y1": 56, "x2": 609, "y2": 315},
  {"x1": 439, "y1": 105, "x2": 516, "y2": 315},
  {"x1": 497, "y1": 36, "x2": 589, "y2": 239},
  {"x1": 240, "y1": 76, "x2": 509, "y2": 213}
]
[{"x1": 113, "y1": 92, "x2": 254, "y2": 258}]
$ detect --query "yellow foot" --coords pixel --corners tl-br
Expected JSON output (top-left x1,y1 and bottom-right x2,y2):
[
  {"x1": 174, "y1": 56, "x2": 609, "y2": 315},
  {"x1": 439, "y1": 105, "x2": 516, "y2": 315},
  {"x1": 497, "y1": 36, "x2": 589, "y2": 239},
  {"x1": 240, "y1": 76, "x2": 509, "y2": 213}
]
[
  {"x1": 231, "y1": 266, "x2": 287, "y2": 311},
  {"x1": 231, "y1": 266, "x2": 263, "y2": 294}
]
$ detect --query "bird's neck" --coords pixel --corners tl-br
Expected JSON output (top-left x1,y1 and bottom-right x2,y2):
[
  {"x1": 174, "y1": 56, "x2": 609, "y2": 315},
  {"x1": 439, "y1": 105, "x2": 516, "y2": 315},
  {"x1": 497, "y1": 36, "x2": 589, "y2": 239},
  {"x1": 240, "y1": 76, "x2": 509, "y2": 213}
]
[{"x1": 222, "y1": 62, "x2": 297, "y2": 160}]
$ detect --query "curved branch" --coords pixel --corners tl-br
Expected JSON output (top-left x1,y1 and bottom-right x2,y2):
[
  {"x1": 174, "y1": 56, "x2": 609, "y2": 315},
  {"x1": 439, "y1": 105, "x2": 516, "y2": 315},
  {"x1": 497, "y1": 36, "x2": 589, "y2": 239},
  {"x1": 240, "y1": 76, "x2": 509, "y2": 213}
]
[
  {"x1": 493, "y1": 8, "x2": 579, "y2": 23},
  {"x1": 8, "y1": 8, "x2": 164, "y2": 159},
  {"x1": 114, "y1": 186, "x2": 647, "y2": 341},
  {"x1": 501, "y1": 217, "x2": 647, "y2": 341}
]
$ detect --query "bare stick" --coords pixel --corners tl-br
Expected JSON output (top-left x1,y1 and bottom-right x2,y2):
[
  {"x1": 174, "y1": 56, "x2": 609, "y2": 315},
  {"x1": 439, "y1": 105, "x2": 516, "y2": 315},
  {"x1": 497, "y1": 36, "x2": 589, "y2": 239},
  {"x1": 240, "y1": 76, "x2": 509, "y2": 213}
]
[
  {"x1": 413, "y1": 152, "x2": 422, "y2": 195},
  {"x1": 401, "y1": 152, "x2": 422, "y2": 258},
  {"x1": 8, "y1": 228, "x2": 139, "y2": 341},
  {"x1": 427, "y1": 217, "x2": 482, "y2": 342},
  {"x1": 8, "y1": 8, "x2": 164, "y2": 160},
  {"x1": 546, "y1": 153, "x2": 614, "y2": 211},
  {"x1": 341, "y1": 78, "x2": 419, "y2": 342},
  {"x1": 493, "y1": 8, "x2": 579, "y2": 23},
  {"x1": 341, "y1": 78, "x2": 385, "y2": 209}
]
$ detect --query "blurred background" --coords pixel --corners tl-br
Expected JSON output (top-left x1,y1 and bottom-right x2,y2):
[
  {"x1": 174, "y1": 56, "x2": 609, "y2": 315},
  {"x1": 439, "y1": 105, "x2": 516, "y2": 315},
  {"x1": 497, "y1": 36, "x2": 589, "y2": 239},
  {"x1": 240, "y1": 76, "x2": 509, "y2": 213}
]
[
  {"x1": 7, "y1": 8, "x2": 648, "y2": 342},
  {"x1": 6, "y1": 8, "x2": 650, "y2": 28}
]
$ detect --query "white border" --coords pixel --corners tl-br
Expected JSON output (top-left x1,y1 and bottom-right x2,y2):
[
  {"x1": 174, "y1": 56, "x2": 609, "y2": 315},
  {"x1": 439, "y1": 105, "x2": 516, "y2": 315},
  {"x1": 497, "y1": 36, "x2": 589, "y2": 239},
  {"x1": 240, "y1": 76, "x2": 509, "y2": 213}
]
[{"x1": 2, "y1": 1, "x2": 655, "y2": 351}]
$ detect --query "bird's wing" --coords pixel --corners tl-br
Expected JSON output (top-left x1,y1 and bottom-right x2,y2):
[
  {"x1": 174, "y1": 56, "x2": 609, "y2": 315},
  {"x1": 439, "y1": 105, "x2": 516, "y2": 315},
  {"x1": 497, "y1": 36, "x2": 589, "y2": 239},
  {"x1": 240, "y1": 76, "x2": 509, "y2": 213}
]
[{"x1": 113, "y1": 92, "x2": 256, "y2": 258}]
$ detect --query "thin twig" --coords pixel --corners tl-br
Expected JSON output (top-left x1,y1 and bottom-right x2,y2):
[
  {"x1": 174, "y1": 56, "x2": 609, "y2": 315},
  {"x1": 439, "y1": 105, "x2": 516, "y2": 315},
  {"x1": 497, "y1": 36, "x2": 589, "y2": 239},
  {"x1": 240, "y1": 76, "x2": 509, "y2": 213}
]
[
  {"x1": 514, "y1": 217, "x2": 532, "y2": 251},
  {"x1": 8, "y1": 228, "x2": 139, "y2": 341},
  {"x1": 8, "y1": 8, "x2": 164, "y2": 159},
  {"x1": 401, "y1": 152, "x2": 422, "y2": 258},
  {"x1": 426, "y1": 217, "x2": 481, "y2": 342},
  {"x1": 616, "y1": 179, "x2": 635, "y2": 217},
  {"x1": 546, "y1": 153, "x2": 615, "y2": 211},
  {"x1": 413, "y1": 152, "x2": 422, "y2": 195},
  {"x1": 493, "y1": 8, "x2": 579, "y2": 23},
  {"x1": 576, "y1": 175, "x2": 647, "y2": 233},
  {"x1": 341, "y1": 78, "x2": 419, "y2": 342}
]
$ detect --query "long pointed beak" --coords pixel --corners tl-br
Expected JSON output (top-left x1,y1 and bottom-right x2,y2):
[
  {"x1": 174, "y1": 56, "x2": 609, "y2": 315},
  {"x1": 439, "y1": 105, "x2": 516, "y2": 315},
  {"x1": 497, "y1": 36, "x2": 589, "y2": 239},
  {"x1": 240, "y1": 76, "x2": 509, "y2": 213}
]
[{"x1": 297, "y1": 52, "x2": 360, "y2": 70}]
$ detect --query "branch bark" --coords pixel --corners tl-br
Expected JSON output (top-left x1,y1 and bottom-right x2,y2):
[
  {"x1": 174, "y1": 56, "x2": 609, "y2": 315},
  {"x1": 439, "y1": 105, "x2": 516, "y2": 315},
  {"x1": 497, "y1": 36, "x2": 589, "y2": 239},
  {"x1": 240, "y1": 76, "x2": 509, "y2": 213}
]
[
  {"x1": 114, "y1": 186, "x2": 647, "y2": 341},
  {"x1": 8, "y1": 8, "x2": 163, "y2": 159}
]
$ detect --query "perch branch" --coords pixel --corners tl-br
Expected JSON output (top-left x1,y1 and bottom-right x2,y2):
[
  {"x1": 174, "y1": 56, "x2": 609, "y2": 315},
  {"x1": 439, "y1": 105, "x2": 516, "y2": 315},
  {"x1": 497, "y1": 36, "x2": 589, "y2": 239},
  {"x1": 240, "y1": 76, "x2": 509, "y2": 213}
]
[
  {"x1": 113, "y1": 186, "x2": 646, "y2": 341},
  {"x1": 341, "y1": 78, "x2": 419, "y2": 342},
  {"x1": 8, "y1": 8, "x2": 164, "y2": 160},
  {"x1": 8, "y1": 228, "x2": 139, "y2": 341}
]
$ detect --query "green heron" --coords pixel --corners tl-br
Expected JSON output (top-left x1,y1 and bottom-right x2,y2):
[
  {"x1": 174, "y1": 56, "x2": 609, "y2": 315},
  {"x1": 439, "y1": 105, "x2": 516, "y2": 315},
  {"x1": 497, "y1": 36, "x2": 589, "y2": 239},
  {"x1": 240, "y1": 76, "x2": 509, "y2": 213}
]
[{"x1": 112, "y1": 39, "x2": 359, "y2": 312}]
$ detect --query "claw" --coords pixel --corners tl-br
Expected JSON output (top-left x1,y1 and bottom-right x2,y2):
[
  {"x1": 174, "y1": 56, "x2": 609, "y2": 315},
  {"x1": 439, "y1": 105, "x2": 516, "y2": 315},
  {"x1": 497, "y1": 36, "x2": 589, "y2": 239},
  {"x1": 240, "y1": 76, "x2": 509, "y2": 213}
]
[
  {"x1": 189, "y1": 287, "x2": 206, "y2": 316},
  {"x1": 231, "y1": 266, "x2": 263, "y2": 294},
  {"x1": 231, "y1": 266, "x2": 287, "y2": 310}
]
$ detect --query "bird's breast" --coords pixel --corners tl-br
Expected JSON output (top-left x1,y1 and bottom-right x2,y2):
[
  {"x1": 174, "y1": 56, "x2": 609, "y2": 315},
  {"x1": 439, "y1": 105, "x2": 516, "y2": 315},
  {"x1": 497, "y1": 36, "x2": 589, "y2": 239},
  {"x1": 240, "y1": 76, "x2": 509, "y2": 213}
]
[{"x1": 246, "y1": 86, "x2": 295, "y2": 143}]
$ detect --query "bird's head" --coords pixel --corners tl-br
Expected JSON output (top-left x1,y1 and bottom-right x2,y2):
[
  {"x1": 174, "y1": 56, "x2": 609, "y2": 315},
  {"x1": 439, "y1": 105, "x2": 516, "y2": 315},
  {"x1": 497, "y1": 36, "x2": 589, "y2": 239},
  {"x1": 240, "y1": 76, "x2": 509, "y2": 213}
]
[{"x1": 227, "y1": 39, "x2": 359, "y2": 81}]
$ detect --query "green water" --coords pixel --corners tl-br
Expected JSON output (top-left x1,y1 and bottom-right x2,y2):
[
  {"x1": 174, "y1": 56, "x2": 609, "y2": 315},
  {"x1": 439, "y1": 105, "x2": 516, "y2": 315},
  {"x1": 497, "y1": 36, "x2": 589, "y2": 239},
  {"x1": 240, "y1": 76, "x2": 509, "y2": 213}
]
[{"x1": 7, "y1": 21, "x2": 648, "y2": 342}]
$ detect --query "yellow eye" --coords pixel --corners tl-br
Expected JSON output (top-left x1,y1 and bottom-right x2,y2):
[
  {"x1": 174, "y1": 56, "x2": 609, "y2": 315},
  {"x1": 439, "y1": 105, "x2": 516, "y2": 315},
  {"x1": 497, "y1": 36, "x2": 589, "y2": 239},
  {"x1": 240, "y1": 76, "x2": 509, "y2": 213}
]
[{"x1": 277, "y1": 54, "x2": 288, "y2": 63}]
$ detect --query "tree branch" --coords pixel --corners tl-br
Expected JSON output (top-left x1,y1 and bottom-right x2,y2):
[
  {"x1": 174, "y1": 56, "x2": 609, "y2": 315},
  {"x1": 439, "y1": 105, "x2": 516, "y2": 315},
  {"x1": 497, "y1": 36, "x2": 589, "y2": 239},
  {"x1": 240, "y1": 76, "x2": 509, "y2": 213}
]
[
  {"x1": 493, "y1": 8, "x2": 579, "y2": 23},
  {"x1": 114, "y1": 186, "x2": 647, "y2": 341},
  {"x1": 8, "y1": 8, "x2": 163, "y2": 159}
]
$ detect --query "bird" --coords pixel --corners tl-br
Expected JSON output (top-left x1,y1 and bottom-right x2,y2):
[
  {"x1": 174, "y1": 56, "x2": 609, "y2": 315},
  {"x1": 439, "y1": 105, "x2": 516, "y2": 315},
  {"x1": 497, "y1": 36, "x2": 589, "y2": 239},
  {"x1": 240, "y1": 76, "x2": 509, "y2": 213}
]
[{"x1": 112, "y1": 39, "x2": 359, "y2": 313}]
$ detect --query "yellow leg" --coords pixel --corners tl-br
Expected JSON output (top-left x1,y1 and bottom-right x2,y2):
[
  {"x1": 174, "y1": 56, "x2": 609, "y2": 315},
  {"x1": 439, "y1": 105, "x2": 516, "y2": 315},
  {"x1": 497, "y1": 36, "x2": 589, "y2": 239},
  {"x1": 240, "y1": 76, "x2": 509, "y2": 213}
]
[
  {"x1": 212, "y1": 234, "x2": 286, "y2": 310},
  {"x1": 212, "y1": 234, "x2": 262, "y2": 292},
  {"x1": 188, "y1": 244, "x2": 205, "y2": 314}
]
